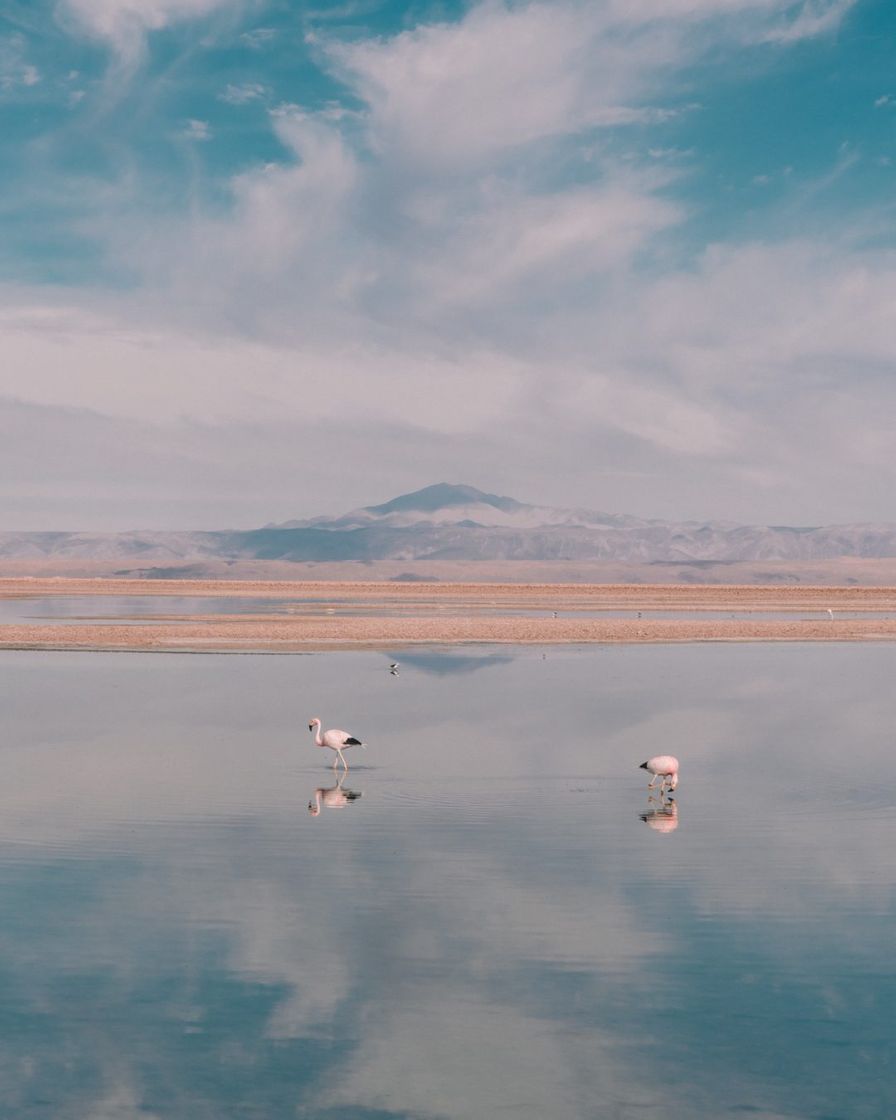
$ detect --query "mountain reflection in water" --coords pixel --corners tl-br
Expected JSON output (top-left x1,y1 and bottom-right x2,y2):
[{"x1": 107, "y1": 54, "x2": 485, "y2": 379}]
[{"x1": 0, "y1": 644, "x2": 893, "y2": 1119}]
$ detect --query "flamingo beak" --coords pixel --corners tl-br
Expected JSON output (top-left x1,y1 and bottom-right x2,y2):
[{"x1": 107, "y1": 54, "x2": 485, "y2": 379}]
[{"x1": 308, "y1": 722, "x2": 314, "y2": 731}]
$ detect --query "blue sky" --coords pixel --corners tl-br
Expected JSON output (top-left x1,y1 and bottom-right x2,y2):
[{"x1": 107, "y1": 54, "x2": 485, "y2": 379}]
[{"x1": 2, "y1": 0, "x2": 895, "y2": 528}]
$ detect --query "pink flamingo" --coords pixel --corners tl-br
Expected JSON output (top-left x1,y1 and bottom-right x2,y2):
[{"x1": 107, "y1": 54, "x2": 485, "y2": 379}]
[
  {"x1": 308, "y1": 717, "x2": 366, "y2": 771},
  {"x1": 639, "y1": 755, "x2": 679, "y2": 793}
]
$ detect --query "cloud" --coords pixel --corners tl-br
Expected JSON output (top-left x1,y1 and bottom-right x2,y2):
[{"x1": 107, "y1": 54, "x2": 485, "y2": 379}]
[
  {"x1": 404, "y1": 178, "x2": 682, "y2": 314},
  {"x1": 182, "y1": 117, "x2": 211, "y2": 140},
  {"x1": 7, "y1": 228, "x2": 896, "y2": 527},
  {"x1": 58, "y1": 0, "x2": 240, "y2": 68},
  {"x1": 760, "y1": 0, "x2": 857, "y2": 43},
  {"x1": 218, "y1": 81, "x2": 267, "y2": 104},
  {"x1": 240, "y1": 26, "x2": 276, "y2": 49},
  {"x1": 0, "y1": 34, "x2": 40, "y2": 91},
  {"x1": 327, "y1": 0, "x2": 854, "y2": 172},
  {"x1": 326, "y1": 3, "x2": 664, "y2": 171},
  {"x1": 2, "y1": 0, "x2": 884, "y2": 526}
]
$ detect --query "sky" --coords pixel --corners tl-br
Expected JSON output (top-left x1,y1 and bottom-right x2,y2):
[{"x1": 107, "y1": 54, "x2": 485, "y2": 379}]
[{"x1": 1, "y1": 0, "x2": 895, "y2": 530}]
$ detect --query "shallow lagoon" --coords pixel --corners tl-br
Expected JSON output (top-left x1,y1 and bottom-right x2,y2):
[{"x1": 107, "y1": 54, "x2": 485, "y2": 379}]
[{"x1": 1, "y1": 644, "x2": 894, "y2": 1119}]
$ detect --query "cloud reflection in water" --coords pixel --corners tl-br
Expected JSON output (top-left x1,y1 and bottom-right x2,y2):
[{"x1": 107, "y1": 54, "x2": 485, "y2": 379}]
[{"x1": 0, "y1": 645, "x2": 894, "y2": 1118}]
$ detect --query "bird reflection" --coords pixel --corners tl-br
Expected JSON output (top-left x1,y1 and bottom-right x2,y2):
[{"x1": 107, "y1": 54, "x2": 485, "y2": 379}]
[
  {"x1": 308, "y1": 773, "x2": 363, "y2": 816},
  {"x1": 639, "y1": 795, "x2": 679, "y2": 833}
]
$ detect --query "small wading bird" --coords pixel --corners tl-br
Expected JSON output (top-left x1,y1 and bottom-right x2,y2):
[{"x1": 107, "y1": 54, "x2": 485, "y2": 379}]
[
  {"x1": 308, "y1": 717, "x2": 366, "y2": 771},
  {"x1": 640, "y1": 754, "x2": 679, "y2": 793}
]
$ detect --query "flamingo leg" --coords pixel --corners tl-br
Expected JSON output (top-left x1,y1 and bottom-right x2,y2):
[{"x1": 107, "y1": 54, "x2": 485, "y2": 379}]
[{"x1": 337, "y1": 748, "x2": 348, "y2": 771}]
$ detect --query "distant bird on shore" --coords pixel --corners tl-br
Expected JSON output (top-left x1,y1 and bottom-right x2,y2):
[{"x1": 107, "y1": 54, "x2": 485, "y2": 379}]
[
  {"x1": 827, "y1": 609, "x2": 834, "y2": 620},
  {"x1": 640, "y1": 755, "x2": 679, "y2": 793},
  {"x1": 308, "y1": 718, "x2": 366, "y2": 771}
]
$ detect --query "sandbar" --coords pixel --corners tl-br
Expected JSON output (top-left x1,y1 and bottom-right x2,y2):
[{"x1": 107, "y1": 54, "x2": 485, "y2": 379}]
[{"x1": 1, "y1": 578, "x2": 896, "y2": 651}]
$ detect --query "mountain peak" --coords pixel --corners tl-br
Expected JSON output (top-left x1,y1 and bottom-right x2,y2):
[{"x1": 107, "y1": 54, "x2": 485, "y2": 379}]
[{"x1": 363, "y1": 483, "x2": 523, "y2": 516}]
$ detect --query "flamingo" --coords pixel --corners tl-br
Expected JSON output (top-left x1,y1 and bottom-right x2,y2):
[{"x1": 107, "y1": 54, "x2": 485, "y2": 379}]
[
  {"x1": 309, "y1": 717, "x2": 366, "y2": 771},
  {"x1": 639, "y1": 755, "x2": 679, "y2": 793},
  {"x1": 308, "y1": 773, "x2": 363, "y2": 816}
]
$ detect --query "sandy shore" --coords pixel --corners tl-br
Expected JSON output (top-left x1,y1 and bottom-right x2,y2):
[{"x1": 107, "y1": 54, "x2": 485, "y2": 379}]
[{"x1": 2, "y1": 578, "x2": 896, "y2": 651}]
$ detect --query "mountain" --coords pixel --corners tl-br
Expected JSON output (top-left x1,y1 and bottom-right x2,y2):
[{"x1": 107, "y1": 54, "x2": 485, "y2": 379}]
[
  {"x1": 3, "y1": 484, "x2": 896, "y2": 578},
  {"x1": 270, "y1": 483, "x2": 645, "y2": 531}
]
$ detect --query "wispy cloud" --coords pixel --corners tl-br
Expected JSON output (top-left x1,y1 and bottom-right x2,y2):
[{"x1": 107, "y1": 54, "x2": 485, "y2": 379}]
[
  {"x1": 760, "y1": 0, "x2": 857, "y2": 44},
  {"x1": 240, "y1": 26, "x2": 277, "y2": 49},
  {"x1": 182, "y1": 117, "x2": 211, "y2": 140},
  {"x1": 0, "y1": 33, "x2": 40, "y2": 91},
  {"x1": 1, "y1": 0, "x2": 889, "y2": 527},
  {"x1": 59, "y1": 0, "x2": 240, "y2": 69},
  {"x1": 218, "y1": 81, "x2": 267, "y2": 104}
]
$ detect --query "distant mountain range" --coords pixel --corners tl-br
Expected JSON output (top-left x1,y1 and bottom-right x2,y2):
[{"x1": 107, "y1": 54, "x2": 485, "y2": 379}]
[{"x1": 4, "y1": 483, "x2": 896, "y2": 573}]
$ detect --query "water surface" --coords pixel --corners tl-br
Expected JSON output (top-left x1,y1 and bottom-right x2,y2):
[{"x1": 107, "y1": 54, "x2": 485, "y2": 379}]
[{"x1": 0, "y1": 644, "x2": 893, "y2": 1118}]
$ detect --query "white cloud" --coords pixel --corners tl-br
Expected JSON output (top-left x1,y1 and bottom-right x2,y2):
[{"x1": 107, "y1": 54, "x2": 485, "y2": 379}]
[
  {"x1": 219, "y1": 81, "x2": 268, "y2": 104},
  {"x1": 327, "y1": 3, "x2": 661, "y2": 171},
  {"x1": 407, "y1": 178, "x2": 681, "y2": 312},
  {"x1": 59, "y1": 0, "x2": 239, "y2": 67},
  {"x1": 5, "y1": 0, "x2": 880, "y2": 526},
  {"x1": 0, "y1": 34, "x2": 40, "y2": 91},
  {"x1": 240, "y1": 26, "x2": 277, "y2": 49},
  {"x1": 182, "y1": 117, "x2": 211, "y2": 140},
  {"x1": 327, "y1": 0, "x2": 854, "y2": 172},
  {"x1": 760, "y1": 0, "x2": 857, "y2": 43}
]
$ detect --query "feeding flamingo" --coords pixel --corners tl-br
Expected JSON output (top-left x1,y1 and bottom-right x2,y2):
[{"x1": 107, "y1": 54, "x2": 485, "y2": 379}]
[
  {"x1": 639, "y1": 755, "x2": 679, "y2": 793},
  {"x1": 308, "y1": 717, "x2": 366, "y2": 771}
]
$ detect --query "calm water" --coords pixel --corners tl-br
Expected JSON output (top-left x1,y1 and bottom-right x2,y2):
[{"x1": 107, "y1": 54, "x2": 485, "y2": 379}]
[{"x1": 0, "y1": 644, "x2": 894, "y2": 1119}]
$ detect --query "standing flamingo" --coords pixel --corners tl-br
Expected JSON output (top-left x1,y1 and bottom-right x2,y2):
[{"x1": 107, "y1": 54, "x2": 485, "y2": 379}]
[
  {"x1": 639, "y1": 755, "x2": 679, "y2": 793},
  {"x1": 308, "y1": 717, "x2": 366, "y2": 771}
]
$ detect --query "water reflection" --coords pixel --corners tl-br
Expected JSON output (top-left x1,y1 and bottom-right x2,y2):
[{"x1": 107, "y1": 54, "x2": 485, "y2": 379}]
[
  {"x1": 308, "y1": 772, "x2": 363, "y2": 816},
  {"x1": 390, "y1": 650, "x2": 514, "y2": 675},
  {"x1": 0, "y1": 645, "x2": 895, "y2": 1119},
  {"x1": 640, "y1": 796, "x2": 679, "y2": 833}
]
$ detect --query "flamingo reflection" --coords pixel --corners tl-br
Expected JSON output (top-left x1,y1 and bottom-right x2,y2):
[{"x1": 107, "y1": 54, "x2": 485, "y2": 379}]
[
  {"x1": 308, "y1": 773, "x2": 363, "y2": 817},
  {"x1": 640, "y1": 797, "x2": 679, "y2": 833}
]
